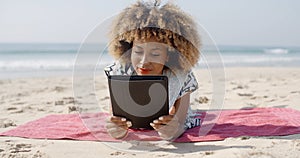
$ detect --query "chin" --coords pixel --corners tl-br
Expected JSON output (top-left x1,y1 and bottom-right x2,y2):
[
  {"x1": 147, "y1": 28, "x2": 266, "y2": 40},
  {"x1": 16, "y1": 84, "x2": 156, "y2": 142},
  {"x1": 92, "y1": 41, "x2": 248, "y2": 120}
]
[
  {"x1": 136, "y1": 71, "x2": 154, "y2": 76},
  {"x1": 138, "y1": 73, "x2": 152, "y2": 76}
]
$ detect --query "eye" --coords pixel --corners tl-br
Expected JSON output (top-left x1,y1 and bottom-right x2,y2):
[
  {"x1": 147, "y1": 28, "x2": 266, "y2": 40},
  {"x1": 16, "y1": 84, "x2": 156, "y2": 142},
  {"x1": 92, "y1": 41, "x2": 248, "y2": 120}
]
[
  {"x1": 133, "y1": 51, "x2": 143, "y2": 54},
  {"x1": 151, "y1": 52, "x2": 161, "y2": 56}
]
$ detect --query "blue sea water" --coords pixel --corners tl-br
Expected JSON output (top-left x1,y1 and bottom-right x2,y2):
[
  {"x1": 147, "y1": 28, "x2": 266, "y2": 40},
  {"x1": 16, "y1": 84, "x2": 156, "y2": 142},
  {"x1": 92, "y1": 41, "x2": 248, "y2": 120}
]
[{"x1": 0, "y1": 43, "x2": 300, "y2": 79}]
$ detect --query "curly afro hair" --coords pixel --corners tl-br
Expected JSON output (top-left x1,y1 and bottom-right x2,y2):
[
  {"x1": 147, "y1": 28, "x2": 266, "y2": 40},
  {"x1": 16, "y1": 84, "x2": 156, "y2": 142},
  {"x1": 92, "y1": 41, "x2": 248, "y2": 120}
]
[{"x1": 108, "y1": 1, "x2": 201, "y2": 71}]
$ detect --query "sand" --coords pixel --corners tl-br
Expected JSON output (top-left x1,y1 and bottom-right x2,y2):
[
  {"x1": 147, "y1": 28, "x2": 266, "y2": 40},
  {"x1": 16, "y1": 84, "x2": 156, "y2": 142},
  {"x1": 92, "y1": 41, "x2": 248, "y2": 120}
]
[{"x1": 0, "y1": 67, "x2": 300, "y2": 158}]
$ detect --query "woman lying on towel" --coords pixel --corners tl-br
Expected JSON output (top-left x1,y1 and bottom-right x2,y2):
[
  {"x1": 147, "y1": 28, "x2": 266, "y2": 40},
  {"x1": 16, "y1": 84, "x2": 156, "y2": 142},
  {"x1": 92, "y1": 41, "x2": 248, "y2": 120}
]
[{"x1": 105, "y1": 0, "x2": 201, "y2": 140}]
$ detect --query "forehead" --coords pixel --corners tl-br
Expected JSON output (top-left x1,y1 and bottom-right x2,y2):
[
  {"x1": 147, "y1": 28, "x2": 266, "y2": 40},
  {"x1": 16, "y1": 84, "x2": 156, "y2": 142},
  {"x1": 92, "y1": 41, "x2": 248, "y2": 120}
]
[{"x1": 133, "y1": 39, "x2": 168, "y2": 50}]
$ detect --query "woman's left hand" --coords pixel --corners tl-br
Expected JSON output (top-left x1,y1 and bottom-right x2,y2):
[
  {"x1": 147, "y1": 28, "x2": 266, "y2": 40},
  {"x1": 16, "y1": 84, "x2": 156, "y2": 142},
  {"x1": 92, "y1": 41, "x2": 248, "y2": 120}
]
[{"x1": 150, "y1": 115, "x2": 185, "y2": 140}]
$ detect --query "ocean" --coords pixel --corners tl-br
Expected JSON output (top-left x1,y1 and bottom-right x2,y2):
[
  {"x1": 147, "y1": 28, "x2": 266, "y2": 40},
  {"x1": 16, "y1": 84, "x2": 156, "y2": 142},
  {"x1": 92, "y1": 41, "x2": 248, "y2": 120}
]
[{"x1": 0, "y1": 43, "x2": 300, "y2": 79}]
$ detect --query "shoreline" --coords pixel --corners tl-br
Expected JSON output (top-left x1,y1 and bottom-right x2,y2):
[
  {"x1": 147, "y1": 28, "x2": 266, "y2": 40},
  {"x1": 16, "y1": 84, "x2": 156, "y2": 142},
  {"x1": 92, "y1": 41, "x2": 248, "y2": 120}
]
[{"x1": 1, "y1": 66, "x2": 300, "y2": 79}]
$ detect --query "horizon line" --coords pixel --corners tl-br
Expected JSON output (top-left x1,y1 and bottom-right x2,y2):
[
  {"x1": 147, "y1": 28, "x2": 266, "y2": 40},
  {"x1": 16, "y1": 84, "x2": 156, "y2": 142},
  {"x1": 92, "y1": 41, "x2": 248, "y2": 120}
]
[{"x1": 0, "y1": 42, "x2": 299, "y2": 49}]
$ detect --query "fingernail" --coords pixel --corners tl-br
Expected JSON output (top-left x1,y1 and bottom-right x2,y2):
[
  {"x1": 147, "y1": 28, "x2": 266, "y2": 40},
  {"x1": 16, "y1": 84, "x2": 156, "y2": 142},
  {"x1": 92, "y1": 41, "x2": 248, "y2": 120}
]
[
  {"x1": 121, "y1": 118, "x2": 126, "y2": 122},
  {"x1": 159, "y1": 117, "x2": 163, "y2": 120},
  {"x1": 150, "y1": 123, "x2": 154, "y2": 126},
  {"x1": 126, "y1": 121, "x2": 132, "y2": 127},
  {"x1": 153, "y1": 120, "x2": 159, "y2": 123}
]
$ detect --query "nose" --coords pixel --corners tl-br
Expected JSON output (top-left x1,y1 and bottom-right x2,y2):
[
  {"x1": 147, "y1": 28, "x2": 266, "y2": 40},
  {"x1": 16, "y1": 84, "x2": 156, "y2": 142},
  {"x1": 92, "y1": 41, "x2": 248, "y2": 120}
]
[{"x1": 140, "y1": 54, "x2": 150, "y2": 65}]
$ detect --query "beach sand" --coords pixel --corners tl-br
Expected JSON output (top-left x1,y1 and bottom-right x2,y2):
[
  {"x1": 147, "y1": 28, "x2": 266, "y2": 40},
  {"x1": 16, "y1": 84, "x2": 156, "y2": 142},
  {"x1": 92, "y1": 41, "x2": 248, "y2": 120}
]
[{"x1": 0, "y1": 67, "x2": 300, "y2": 158}]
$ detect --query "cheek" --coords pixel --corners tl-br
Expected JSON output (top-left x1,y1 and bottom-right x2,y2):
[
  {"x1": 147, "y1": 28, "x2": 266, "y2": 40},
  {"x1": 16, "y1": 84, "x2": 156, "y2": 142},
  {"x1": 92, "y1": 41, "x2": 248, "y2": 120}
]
[
  {"x1": 153, "y1": 63, "x2": 165, "y2": 73},
  {"x1": 155, "y1": 56, "x2": 168, "y2": 66},
  {"x1": 130, "y1": 54, "x2": 139, "y2": 65}
]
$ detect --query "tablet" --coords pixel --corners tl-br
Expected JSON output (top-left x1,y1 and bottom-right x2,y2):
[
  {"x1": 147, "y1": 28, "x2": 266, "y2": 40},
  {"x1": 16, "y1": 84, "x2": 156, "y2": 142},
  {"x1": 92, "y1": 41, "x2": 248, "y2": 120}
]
[{"x1": 107, "y1": 75, "x2": 169, "y2": 129}]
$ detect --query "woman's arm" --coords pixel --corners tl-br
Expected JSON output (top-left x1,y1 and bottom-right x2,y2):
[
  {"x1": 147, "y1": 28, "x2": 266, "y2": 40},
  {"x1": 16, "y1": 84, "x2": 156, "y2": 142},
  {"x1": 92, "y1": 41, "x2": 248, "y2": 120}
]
[{"x1": 171, "y1": 92, "x2": 191, "y2": 124}]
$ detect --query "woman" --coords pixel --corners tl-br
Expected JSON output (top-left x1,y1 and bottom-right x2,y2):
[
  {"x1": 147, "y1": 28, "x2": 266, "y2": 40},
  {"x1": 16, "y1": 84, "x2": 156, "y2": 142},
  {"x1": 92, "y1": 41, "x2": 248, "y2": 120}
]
[{"x1": 105, "y1": 1, "x2": 201, "y2": 140}]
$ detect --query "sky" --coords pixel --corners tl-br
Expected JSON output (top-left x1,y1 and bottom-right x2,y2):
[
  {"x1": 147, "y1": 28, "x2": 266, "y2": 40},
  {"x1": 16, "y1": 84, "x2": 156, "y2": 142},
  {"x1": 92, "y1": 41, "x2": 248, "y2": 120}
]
[{"x1": 0, "y1": 0, "x2": 299, "y2": 47}]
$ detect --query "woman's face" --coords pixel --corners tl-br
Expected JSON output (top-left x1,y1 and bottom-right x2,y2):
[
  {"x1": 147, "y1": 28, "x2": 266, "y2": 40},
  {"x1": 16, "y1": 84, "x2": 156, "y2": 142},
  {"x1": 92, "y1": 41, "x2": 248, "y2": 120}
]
[{"x1": 131, "y1": 40, "x2": 169, "y2": 75}]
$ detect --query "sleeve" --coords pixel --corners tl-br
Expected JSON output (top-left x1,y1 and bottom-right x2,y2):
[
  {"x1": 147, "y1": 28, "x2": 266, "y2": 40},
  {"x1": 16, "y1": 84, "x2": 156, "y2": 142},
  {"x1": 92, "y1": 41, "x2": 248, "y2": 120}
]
[
  {"x1": 104, "y1": 62, "x2": 133, "y2": 76},
  {"x1": 178, "y1": 71, "x2": 198, "y2": 98}
]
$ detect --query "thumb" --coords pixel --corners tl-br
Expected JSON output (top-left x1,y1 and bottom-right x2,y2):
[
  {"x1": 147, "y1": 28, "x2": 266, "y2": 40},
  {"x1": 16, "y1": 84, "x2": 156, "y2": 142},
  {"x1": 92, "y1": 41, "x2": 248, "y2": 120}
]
[{"x1": 169, "y1": 106, "x2": 176, "y2": 115}]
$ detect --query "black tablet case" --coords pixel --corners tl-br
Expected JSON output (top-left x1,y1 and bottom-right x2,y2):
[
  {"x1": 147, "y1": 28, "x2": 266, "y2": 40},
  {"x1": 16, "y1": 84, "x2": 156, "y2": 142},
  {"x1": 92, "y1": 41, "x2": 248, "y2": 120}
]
[{"x1": 108, "y1": 75, "x2": 169, "y2": 129}]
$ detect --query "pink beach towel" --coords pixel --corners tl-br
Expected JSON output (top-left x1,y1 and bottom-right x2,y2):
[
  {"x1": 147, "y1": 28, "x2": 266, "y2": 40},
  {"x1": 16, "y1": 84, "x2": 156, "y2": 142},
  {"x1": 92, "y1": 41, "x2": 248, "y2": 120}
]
[{"x1": 1, "y1": 108, "x2": 300, "y2": 142}]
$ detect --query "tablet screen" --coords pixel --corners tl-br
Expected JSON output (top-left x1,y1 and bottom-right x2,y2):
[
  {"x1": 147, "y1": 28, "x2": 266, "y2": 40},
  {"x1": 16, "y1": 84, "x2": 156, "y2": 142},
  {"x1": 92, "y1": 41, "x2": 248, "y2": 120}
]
[{"x1": 108, "y1": 75, "x2": 169, "y2": 129}]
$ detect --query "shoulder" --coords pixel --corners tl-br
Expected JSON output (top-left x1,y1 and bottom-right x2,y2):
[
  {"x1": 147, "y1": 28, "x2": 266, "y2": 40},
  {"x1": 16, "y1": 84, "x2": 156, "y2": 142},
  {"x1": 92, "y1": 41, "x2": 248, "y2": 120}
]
[
  {"x1": 104, "y1": 62, "x2": 134, "y2": 75},
  {"x1": 179, "y1": 71, "x2": 198, "y2": 97},
  {"x1": 165, "y1": 69, "x2": 198, "y2": 99}
]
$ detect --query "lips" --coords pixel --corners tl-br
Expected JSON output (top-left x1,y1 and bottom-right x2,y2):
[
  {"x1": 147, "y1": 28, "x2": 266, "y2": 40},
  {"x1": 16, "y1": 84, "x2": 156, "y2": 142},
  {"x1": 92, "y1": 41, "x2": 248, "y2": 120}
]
[{"x1": 138, "y1": 67, "x2": 151, "y2": 74}]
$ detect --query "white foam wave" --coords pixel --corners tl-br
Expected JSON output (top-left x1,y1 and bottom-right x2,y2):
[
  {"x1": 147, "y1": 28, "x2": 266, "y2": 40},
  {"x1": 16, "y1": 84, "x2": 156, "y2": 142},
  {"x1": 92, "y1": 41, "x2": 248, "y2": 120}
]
[
  {"x1": 199, "y1": 54, "x2": 300, "y2": 67},
  {"x1": 264, "y1": 48, "x2": 289, "y2": 54},
  {"x1": 0, "y1": 60, "x2": 75, "y2": 70},
  {"x1": 0, "y1": 59, "x2": 114, "y2": 71}
]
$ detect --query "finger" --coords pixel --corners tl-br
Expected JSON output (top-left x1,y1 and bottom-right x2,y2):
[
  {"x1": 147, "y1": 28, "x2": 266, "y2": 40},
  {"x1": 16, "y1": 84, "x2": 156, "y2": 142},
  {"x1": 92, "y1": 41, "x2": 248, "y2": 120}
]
[
  {"x1": 150, "y1": 122, "x2": 178, "y2": 131},
  {"x1": 151, "y1": 120, "x2": 176, "y2": 128},
  {"x1": 106, "y1": 120, "x2": 126, "y2": 127},
  {"x1": 110, "y1": 116, "x2": 127, "y2": 122},
  {"x1": 152, "y1": 115, "x2": 175, "y2": 125},
  {"x1": 150, "y1": 122, "x2": 163, "y2": 130},
  {"x1": 169, "y1": 106, "x2": 176, "y2": 115},
  {"x1": 108, "y1": 117, "x2": 131, "y2": 126},
  {"x1": 126, "y1": 121, "x2": 132, "y2": 128},
  {"x1": 152, "y1": 119, "x2": 164, "y2": 125},
  {"x1": 159, "y1": 115, "x2": 175, "y2": 122},
  {"x1": 106, "y1": 121, "x2": 132, "y2": 128}
]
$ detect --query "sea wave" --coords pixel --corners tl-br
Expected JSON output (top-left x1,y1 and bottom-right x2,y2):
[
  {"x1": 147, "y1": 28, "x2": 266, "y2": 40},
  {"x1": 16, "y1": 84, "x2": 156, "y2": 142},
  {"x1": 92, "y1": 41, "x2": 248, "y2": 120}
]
[
  {"x1": 0, "y1": 60, "x2": 74, "y2": 70},
  {"x1": 0, "y1": 59, "x2": 113, "y2": 71},
  {"x1": 264, "y1": 48, "x2": 289, "y2": 54}
]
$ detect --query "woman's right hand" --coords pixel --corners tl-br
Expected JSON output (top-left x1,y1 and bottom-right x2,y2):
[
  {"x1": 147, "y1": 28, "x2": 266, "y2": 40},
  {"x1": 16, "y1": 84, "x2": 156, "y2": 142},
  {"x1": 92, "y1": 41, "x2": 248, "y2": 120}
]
[{"x1": 105, "y1": 116, "x2": 132, "y2": 139}]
